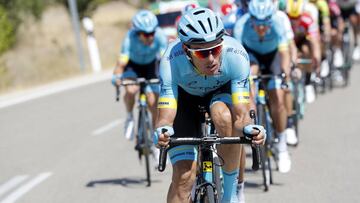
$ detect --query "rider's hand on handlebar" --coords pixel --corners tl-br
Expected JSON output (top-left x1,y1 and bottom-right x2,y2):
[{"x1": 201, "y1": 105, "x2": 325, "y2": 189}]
[
  {"x1": 243, "y1": 125, "x2": 266, "y2": 145},
  {"x1": 111, "y1": 74, "x2": 122, "y2": 86},
  {"x1": 154, "y1": 126, "x2": 175, "y2": 148},
  {"x1": 157, "y1": 132, "x2": 171, "y2": 148}
]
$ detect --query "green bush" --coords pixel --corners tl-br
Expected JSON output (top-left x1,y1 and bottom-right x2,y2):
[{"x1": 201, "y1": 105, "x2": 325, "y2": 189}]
[{"x1": 0, "y1": 6, "x2": 15, "y2": 55}]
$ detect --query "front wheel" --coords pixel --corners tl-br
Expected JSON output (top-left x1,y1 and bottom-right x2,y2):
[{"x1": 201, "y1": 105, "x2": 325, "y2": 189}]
[
  {"x1": 139, "y1": 108, "x2": 152, "y2": 187},
  {"x1": 204, "y1": 185, "x2": 216, "y2": 203},
  {"x1": 213, "y1": 156, "x2": 222, "y2": 200}
]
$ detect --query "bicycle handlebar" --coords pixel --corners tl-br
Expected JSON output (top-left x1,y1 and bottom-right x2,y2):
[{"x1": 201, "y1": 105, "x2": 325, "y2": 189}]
[
  {"x1": 114, "y1": 78, "x2": 160, "y2": 102},
  {"x1": 252, "y1": 73, "x2": 288, "y2": 90},
  {"x1": 251, "y1": 73, "x2": 286, "y2": 80},
  {"x1": 158, "y1": 132, "x2": 259, "y2": 172},
  {"x1": 121, "y1": 78, "x2": 160, "y2": 86}
]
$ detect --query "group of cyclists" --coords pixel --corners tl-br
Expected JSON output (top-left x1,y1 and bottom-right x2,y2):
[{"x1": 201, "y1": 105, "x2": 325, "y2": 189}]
[{"x1": 112, "y1": 0, "x2": 358, "y2": 202}]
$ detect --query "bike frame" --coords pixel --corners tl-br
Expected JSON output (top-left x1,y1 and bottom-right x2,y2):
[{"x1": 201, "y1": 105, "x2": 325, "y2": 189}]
[
  {"x1": 158, "y1": 107, "x2": 260, "y2": 202},
  {"x1": 116, "y1": 78, "x2": 159, "y2": 187}
]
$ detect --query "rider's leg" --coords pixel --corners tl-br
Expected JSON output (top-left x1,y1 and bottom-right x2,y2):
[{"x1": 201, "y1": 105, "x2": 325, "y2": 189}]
[
  {"x1": 332, "y1": 17, "x2": 345, "y2": 67},
  {"x1": 124, "y1": 84, "x2": 139, "y2": 114},
  {"x1": 123, "y1": 83, "x2": 139, "y2": 140},
  {"x1": 284, "y1": 85, "x2": 297, "y2": 144},
  {"x1": 268, "y1": 89, "x2": 287, "y2": 138},
  {"x1": 301, "y1": 43, "x2": 316, "y2": 103},
  {"x1": 350, "y1": 13, "x2": 359, "y2": 47},
  {"x1": 268, "y1": 87, "x2": 291, "y2": 173},
  {"x1": 147, "y1": 91, "x2": 160, "y2": 164},
  {"x1": 167, "y1": 160, "x2": 197, "y2": 203},
  {"x1": 211, "y1": 101, "x2": 240, "y2": 202},
  {"x1": 146, "y1": 92, "x2": 159, "y2": 127},
  {"x1": 167, "y1": 87, "x2": 202, "y2": 202},
  {"x1": 236, "y1": 63, "x2": 258, "y2": 201}
]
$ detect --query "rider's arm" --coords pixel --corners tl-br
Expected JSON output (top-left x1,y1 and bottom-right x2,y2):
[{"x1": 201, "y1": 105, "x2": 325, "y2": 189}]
[
  {"x1": 318, "y1": 0, "x2": 332, "y2": 42},
  {"x1": 289, "y1": 40, "x2": 298, "y2": 65},
  {"x1": 156, "y1": 28, "x2": 169, "y2": 57},
  {"x1": 228, "y1": 44, "x2": 253, "y2": 133},
  {"x1": 307, "y1": 18, "x2": 322, "y2": 73},
  {"x1": 114, "y1": 31, "x2": 131, "y2": 75},
  {"x1": 233, "y1": 13, "x2": 249, "y2": 41},
  {"x1": 309, "y1": 36, "x2": 322, "y2": 73},
  {"x1": 275, "y1": 15, "x2": 291, "y2": 79},
  {"x1": 280, "y1": 10, "x2": 298, "y2": 64},
  {"x1": 154, "y1": 51, "x2": 179, "y2": 145}
]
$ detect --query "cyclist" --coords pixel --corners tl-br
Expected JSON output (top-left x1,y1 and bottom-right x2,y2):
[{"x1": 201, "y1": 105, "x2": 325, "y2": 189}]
[
  {"x1": 234, "y1": 0, "x2": 292, "y2": 173},
  {"x1": 328, "y1": 0, "x2": 345, "y2": 68},
  {"x1": 286, "y1": 0, "x2": 321, "y2": 104},
  {"x1": 154, "y1": 7, "x2": 266, "y2": 203},
  {"x1": 112, "y1": 10, "x2": 168, "y2": 140},
  {"x1": 337, "y1": 0, "x2": 360, "y2": 60},
  {"x1": 274, "y1": 0, "x2": 300, "y2": 145}
]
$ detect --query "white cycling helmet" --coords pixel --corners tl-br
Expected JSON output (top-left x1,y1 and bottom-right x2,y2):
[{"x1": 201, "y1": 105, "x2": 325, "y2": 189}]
[
  {"x1": 132, "y1": 10, "x2": 158, "y2": 33},
  {"x1": 249, "y1": 0, "x2": 275, "y2": 20},
  {"x1": 178, "y1": 7, "x2": 225, "y2": 44}
]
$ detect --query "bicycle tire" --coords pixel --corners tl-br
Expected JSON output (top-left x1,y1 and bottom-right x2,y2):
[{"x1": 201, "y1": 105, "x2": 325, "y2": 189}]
[
  {"x1": 204, "y1": 185, "x2": 216, "y2": 203},
  {"x1": 342, "y1": 27, "x2": 351, "y2": 87},
  {"x1": 213, "y1": 156, "x2": 222, "y2": 200},
  {"x1": 292, "y1": 80, "x2": 300, "y2": 145},
  {"x1": 342, "y1": 65, "x2": 350, "y2": 87},
  {"x1": 256, "y1": 104, "x2": 272, "y2": 191},
  {"x1": 139, "y1": 108, "x2": 151, "y2": 187}
]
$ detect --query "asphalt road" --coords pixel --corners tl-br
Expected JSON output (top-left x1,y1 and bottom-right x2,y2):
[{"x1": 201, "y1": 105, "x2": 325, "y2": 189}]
[{"x1": 0, "y1": 65, "x2": 359, "y2": 203}]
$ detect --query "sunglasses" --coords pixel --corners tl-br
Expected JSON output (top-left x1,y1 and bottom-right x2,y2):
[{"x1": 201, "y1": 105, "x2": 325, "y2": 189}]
[
  {"x1": 139, "y1": 31, "x2": 155, "y2": 38},
  {"x1": 187, "y1": 43, "x2": 223, "y2": 59},
  {"x1": 251, "y1": 16, "x2": 272, "y2": 27}
]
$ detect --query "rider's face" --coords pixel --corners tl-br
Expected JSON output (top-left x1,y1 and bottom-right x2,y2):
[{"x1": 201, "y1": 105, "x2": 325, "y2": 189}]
[
  {"x1": 184, "y1": 39, "x2": 223, "y2": 75},
  {"x1": 138, "y1": 31, "x2": 155, "y2": 45},
  {"x1": 251, "y1": 17, "x2": 271, "y2": 38}
]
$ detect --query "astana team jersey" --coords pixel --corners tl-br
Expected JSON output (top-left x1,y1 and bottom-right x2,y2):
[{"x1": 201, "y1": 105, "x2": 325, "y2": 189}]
[
  {"x1": 158, "y1": 36, "x2": 251, "y2": 109},
  {"x1": 233, "y1": 12, "x2": 288, "y2": 55},
  {"x1": 119, "y1": 27, "x2": 168, "y2": 65}
]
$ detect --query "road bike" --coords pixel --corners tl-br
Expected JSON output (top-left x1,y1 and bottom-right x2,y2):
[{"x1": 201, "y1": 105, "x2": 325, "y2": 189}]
[
  {"x1": 116, "y1": 78, "x2": 159, "y2": 187},
  {"x1": 251, "y1": 73, "x2": 290, "y2": 191},
  {"x1": 157, "y1": 106, "x2": 260, "y2": 202}
]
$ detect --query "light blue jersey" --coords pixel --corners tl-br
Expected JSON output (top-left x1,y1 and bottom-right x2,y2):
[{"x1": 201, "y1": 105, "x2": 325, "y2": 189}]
[
  {"x1": 119, "y1": 27, "x2": 168, "y2": 65},
  {"x1": 158, "y1": 36, "x2": 251, "y2": 109},
  {"x1": 233, "y1": 13, "x2": 288, "y2": 54}
]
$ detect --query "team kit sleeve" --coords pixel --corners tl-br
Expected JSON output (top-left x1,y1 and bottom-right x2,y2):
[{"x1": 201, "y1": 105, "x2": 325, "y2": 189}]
[
  {"x1": 157, "y1": 48, "x2": 178, "y2": 110},
  {"x1": 273, "y1": 15, "x2": 289, "y2": 52},
  {"x1": 156, "y1": 28, "x2": 169, "y2": 57},
  {"x1": 119, "y1": 31, "x2": 131, "y2": 64},
  {"x1": 232, "y1": 14, "x2": 248, "y2": 42},
  {"x1": 227, "y1": 41, "x2": 251, "y2": 105}
]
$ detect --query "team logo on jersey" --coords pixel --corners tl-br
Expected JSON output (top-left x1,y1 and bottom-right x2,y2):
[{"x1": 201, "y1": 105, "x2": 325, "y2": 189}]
[
  {"x1": 234, "y1": 78, "x2": 249, "y2": 88},
  {"x1": 158, "y1": 97, "x2": 177, "y2": 109},
  {"x1": 226, "y1": 47, "x2": 249, "y2": 61}
]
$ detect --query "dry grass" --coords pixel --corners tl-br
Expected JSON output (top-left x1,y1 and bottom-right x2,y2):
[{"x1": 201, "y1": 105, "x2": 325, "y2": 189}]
[{"x1": 0, "y1": 1, "x2": 136, "y2": 94}]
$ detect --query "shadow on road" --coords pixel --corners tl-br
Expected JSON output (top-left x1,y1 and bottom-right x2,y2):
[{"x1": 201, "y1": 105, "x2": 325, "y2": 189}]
[{"x1": 86, "y1": 177, "x2": 161, "y2": 188}]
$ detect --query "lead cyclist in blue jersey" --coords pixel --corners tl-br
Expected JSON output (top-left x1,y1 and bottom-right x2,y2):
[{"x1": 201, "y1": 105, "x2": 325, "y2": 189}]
[
  {"x1": 112, "y1": 10, "x2": 168, "y2": 140},
  {"x1": 233, "y1": 0, "x2": 292, "y2": 173},
  {"x1": 154, "y1": 7, "x2": 266, "y2": 203}
]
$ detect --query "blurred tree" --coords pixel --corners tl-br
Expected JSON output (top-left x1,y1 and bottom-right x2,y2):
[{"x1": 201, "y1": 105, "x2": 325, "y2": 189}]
[
  {"x1": 0, "y1": 0, "x2": 52, "y2": 54},
  {"x1": 0, "y1": 6, "x2": 14, "y2": 54}
]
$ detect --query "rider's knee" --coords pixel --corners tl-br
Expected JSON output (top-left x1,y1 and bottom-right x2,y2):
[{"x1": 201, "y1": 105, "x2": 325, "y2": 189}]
[
  {"x1": 172, "y1": 162, "x2": 196, "y2": 191},
  {"x1": 211, "y1": 105, "x2": 232, "y2": 127},
  {"x1": 270, "y1": 92, "x2": 285, "y2": 111}
]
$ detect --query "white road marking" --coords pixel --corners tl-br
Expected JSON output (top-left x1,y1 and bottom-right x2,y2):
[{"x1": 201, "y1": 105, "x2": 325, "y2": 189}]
[
  {"x1": 92, "y1": 119, "x2": 124, "y2": 136},
  {"x1": 0, "y1": 172, "x2": 52, "y2": 203},
  {"x1": 0, "y1": 70, "x2": 112, "y2": 109},
  {"x1": 0, "y1": 176, "x2": 29, "y2": 198}
]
